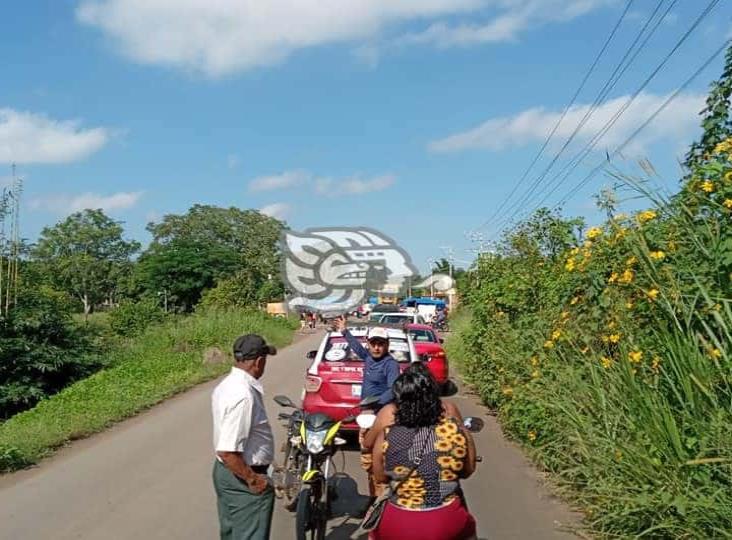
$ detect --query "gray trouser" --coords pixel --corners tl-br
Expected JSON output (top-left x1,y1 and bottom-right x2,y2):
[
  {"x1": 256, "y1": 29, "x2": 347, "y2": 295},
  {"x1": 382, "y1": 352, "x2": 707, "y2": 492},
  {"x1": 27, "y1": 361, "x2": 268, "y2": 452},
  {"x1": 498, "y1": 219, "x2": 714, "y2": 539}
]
[{"x1": 212, "y1": 460, "x2": 275, "y2": 540}]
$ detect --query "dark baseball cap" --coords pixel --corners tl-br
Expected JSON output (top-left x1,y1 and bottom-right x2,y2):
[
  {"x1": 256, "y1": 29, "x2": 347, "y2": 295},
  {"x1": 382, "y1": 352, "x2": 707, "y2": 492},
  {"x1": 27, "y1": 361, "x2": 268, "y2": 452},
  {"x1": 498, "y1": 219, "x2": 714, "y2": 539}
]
[{"x1": 233, "y1": 334, "x2": 277, "y2": 360}]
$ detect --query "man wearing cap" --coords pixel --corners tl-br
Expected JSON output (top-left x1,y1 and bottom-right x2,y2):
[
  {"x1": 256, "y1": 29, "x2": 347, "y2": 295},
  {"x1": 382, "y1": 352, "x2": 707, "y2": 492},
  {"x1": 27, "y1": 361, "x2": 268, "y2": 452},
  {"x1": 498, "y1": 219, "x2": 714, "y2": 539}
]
[
  {"x1": 211, "y1": 334, "x2": 277, "y2": 540},
  {"x1": 335, "y1": 316, "x2": 399, "y2": 498}
]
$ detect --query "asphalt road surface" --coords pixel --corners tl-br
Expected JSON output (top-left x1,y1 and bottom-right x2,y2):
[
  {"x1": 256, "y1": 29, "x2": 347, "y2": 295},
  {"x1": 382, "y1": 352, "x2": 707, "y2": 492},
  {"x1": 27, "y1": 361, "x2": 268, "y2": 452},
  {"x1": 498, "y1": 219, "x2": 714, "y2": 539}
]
[{"x1": 0, "y1": 329, "x2": 580, "y2": 539}]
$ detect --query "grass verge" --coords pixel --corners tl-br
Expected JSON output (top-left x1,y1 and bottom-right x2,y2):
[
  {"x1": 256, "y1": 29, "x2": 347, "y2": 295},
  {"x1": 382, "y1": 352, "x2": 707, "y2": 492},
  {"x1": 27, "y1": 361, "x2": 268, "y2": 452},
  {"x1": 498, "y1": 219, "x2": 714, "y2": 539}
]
[{"x1": 0, "y1": 309, "x2": 298, "y2": 472}]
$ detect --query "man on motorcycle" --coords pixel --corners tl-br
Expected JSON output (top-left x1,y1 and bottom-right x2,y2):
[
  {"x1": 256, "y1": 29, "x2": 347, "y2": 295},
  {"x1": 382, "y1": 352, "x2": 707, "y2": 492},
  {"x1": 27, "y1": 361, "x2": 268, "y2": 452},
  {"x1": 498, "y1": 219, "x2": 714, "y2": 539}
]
[{"x1": 334, "y1": 315, "x2": 398, "y2": 498}]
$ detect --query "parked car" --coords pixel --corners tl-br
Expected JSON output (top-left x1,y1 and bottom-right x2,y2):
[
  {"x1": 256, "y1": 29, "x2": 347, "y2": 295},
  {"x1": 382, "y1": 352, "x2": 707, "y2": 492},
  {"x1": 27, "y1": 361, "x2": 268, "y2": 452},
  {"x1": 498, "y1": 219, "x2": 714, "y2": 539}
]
[
  {"x1": 405, "y1": 323, "x2": 449, "y2": 389},
  {"x1": 301, "y1": 325, "x2": 418, "y2": 429},
  {"x1": 378, "y1": 312, "x2": 429, "y2": 325}
]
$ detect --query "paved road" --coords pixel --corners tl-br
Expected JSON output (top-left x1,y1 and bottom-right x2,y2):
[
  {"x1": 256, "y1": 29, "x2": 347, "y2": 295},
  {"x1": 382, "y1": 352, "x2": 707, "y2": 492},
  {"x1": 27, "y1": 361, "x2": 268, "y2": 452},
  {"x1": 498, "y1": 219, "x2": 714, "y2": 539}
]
[{"x1": 0, "y1": 330, "x2": 579, "y2": 539}]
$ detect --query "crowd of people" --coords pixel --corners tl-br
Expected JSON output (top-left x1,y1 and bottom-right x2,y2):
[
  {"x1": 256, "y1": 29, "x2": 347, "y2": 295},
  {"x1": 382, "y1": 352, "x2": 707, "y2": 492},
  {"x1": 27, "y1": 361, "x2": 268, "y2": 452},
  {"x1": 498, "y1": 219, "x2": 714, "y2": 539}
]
[{"x1": 210, "y1": 314, "x2": 477, "y2": 540}]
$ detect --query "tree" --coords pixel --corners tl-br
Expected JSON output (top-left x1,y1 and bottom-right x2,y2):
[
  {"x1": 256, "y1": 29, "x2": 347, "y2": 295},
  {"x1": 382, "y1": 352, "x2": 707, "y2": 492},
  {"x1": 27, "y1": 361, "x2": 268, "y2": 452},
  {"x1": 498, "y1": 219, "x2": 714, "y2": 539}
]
[
  {"x1": 135, "y1": 238, "x2": 239, "y2": 312},
  {"x1": 685, "y1": 45, "x2": 732, "y2": 173},
  {"x1": 33, "y1": 209, "x2": 140, "y2": 318},
  {"x1": 139, "y1": 205, "x2": 286, "y2": 310}
]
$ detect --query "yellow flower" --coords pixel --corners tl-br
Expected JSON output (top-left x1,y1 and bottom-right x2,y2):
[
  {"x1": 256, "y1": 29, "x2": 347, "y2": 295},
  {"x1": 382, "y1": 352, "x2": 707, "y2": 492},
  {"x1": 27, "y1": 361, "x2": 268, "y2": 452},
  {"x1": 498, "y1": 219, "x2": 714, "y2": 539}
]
[
  {"x1": 551, "y1": 329, "x2": 562, "y2": 340},
  {"x1": 393, "y1": 465, "x2": 410, "y2": 477},
  {"x1": 544, "y1": 340, "x2": 555, "y2": 349},
  {"x1": 601, "y1": 356, "x2": 612, "y2": 369},
  {"x1": 714, "y1": 138, "x2": 732, "y2": 154},
  {"x1": 502, "y1": 387, "x2": 513, "y2": 396},
  {"x1": 435, "y1": 439, "x2": 453, "y2": 452},
  {"x1": 451, "y1": 446, "x2": 467, "y2": 459},
  {"x1": 527, "y1": 430, "x2": 537, "y2": 442},
  {"x1": 626, "y1": 300, "x2": 634, "y2": 309},
  {"x1": 724, "y1": 199, "x2": 732, "y2": 209},
  {"x1": 561, "y1": 310, "x2": 570, "y2": 320},
  {"x1": 637, "y1": 210, "x2": 657, "y2": 223},
  {"x1": 437, "y1": 456, "x2": 454, "y2": 468},
  {"x1": 618, "y1": 269, "x2": 635, "y2": 284},
  {"x1": 530, "y1": 356, "x2": 539, "y2": 367},
  {"x1": 586, "y1": 227, "x2": 602, "y2": 240},
  {"x1": 709, "y1": 348, "x2": 722, "y2": 359},
  {"x1": 651, "y1": 356, "x2": 661, "y2": 373},
  {"x1": 449, "y1": 459, "x2": 464, "y2": 472},
  {"x1": 646, "y1": 288, "x2": 659, "y2": 301},
  {"x1": 628, "y1": 350, "x2": 643, "y2": 364},
  {"x1": 701, "y1": 180, "x2": 715, "y2": 193},
  {"x1": 449, "y1": 433, "x2": 466, "y2": 446},
  {"x1": 626, "y1": 256, "x2": 637, "y2": 267},
  {"x1": 531, "y1": 370, "x2": 540, "y2": 379},
  {"x1": 608, "y1": 333, "x2": 621, "y2": 344},
  {"x1": 440, "y1": 469, "x2": 458, "y2": 482},
  {"x1": 608, "y1": 272, "x2": 619, "y2": 284},
  {"x1": 565, "y1": 258, "x2": 576, "y2": 272},
  {"x1": 442, "y1": 421, "x2": 458, "y2": 435},
  {"x1": 650, "y1": 251, "x2": 665, "y2": 260},
  {"x1": 570, "y1": 296, "x2": 580, "y2": 305}
]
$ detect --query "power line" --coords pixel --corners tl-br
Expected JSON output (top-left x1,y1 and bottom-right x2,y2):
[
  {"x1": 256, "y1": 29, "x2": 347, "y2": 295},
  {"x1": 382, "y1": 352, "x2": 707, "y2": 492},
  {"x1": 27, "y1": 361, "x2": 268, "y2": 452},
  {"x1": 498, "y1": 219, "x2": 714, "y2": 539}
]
[
  {"x1": 555, "y1": 37, "x2": 731, "y2": 208},
  {"x1": 488, "y1": 0, "x2": 673, "y2": 233},
  {"x1": 475, "y1": 0, "x2": 637, "y2": 233},
  {"x1": 489, "y1": 0, "x2": 720, "y2": 235}
]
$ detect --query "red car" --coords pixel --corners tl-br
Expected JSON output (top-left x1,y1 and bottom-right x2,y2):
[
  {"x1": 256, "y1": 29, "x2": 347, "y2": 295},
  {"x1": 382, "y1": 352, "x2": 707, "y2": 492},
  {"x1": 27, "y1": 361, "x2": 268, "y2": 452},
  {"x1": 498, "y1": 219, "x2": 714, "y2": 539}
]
[
  {"x1": 405, "y1": 323, "x2": 449, "y2": 389},
  {"x1": 301, "y1": 326, "x2": 418, "y2": 429}
]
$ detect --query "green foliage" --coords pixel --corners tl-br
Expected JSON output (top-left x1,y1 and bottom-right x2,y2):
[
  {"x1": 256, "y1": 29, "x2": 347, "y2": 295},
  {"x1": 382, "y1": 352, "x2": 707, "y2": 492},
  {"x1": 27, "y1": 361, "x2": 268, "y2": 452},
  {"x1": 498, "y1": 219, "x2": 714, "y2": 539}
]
[
  {"x1": 452, "y1": 189, "x2": 732, "y2": 536},
  {"x1": 685, "y1": 46, "x2": 732, "y2": 172},
  {"x1": 33, "y1": 209, "x2": 140, "y2": 315},
  {"x1": 137, "y1": 205, "x2": 286, "y2": 311},
  {"x1": 199, "y1": 270, "x2": 285, "y2": 310},
  {"x1": 0, "y1": 309, "x2": 297, "y2": 472},
  {"x1": 108, "y1": 299, "x2": 166, "y2": 337},
  {"x1": 0, "y1": 285, "x2": 101, "y2": 419}
]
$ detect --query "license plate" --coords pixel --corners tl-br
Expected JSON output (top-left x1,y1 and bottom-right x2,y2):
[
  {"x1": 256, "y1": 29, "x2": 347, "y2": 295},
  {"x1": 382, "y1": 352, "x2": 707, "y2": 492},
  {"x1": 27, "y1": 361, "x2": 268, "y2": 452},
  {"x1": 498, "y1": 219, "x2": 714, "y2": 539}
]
[{"x1": 351, "y1": 384, "x2": 362, "y2": 397}]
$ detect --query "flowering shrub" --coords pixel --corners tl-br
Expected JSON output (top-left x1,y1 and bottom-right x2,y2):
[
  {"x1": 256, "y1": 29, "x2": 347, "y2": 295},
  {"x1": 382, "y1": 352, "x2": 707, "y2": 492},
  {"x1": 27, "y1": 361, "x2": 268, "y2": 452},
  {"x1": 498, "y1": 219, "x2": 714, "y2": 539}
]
[{"x1": 451, "y1": 147, "x2": 732, "y2": 536}]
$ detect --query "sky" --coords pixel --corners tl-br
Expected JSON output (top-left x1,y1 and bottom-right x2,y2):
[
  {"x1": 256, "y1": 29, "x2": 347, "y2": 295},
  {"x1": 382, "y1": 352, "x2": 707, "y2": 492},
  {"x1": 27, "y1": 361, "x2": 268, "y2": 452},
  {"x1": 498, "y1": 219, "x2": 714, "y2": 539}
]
[{"x1": 3, "y1": 0, "x2": 731, "y2": 274}]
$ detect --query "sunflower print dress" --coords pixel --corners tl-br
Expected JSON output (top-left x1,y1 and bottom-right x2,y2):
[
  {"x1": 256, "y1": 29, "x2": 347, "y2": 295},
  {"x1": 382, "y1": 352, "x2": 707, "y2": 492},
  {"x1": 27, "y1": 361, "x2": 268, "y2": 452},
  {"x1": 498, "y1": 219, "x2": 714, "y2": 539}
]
[{"x1": 383, "y1": 416, "x2": 467, "y2": 510}]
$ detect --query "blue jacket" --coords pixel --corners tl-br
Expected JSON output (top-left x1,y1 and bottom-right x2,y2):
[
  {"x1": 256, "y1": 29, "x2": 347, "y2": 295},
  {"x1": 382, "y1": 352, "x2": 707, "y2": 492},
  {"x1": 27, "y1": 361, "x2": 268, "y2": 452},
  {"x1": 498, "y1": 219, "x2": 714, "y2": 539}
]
[{"x1": 342, "y1": 329, "x2": 400, "y2": 405}]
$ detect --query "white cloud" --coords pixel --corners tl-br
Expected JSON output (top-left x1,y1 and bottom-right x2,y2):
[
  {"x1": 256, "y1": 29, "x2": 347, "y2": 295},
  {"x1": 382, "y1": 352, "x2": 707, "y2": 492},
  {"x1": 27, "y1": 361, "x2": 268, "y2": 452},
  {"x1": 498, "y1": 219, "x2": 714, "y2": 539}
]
[
  {"x1": 315, "y1": 174, "x2": 396, "y2": 196},
  {"x1": 249, "y1": 170, "x2": 310, "y2": 192},
  {"x1": 0, "y1": 108, "x2": 110, "y2": 164},
  {"x1": 76, "y1": 0, "x2": 611, "y2": 76},
  {"x1": 429, "y1": 91, "x2": 705, "y2": 155},
  {"x1": 77, "y1": 0, "x2": 481, "y2": 76},
  {"x1": 397, "y1": 0, "x2": 613, "y2": 48},
  {"x1": 259, "y1": 202, "x2": 291, "y2": 220},
  {"x1": 30, "y1": 191, "x2": 143, "y2": 214}
]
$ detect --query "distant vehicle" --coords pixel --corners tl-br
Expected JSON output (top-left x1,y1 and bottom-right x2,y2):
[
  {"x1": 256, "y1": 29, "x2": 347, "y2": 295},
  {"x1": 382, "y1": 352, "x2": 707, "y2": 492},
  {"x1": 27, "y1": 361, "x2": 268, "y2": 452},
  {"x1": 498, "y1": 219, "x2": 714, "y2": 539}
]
[
  {"x1": 377, "y1": 312, "x2": 428, "y2": 325},
  {"x1": 301, "y1": 325, "x2": 418, "y2": 428},
  {"x1": 405, "y1": 323, "x2": 449, "y2": 388}
]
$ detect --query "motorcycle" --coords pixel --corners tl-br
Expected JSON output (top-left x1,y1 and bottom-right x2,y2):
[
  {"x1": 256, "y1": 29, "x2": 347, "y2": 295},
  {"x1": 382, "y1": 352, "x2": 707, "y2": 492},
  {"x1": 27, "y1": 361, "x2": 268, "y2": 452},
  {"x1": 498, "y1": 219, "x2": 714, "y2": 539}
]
[{"x1": 273, "y1": 394, "x2": 381, "y2": 540}]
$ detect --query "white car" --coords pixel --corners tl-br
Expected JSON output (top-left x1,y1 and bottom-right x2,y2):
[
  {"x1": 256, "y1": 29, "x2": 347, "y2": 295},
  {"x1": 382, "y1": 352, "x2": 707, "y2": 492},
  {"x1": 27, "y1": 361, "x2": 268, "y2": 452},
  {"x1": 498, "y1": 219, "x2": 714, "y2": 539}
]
[{"x1": 377, "y1": 312, "x2": 429, "y2": 325}]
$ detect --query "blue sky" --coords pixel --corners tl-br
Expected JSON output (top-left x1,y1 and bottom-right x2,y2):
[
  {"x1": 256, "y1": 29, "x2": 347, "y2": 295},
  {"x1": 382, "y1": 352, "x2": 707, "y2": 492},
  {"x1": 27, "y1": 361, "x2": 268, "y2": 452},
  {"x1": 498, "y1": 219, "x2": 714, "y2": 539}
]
[{"x1": 3, "y1": 0, "x2": 731, "y2": 273}]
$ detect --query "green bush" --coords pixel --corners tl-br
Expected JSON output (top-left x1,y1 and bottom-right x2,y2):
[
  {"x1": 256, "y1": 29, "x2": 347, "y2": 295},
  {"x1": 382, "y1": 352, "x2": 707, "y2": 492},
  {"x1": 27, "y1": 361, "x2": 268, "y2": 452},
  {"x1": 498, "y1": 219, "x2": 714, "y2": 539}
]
[
  {"x1": 0, "y1": 286, "x2": 101, "y2": 419},
  {"x1": 451, "y1": 168, "x2": 732, "y2": 537},
  {"x1": 108, "y1": 299, "x2": 166, "y2": 337},
  {"x1": 0, "y1": 308, "x2": 297, "y2": 472}
]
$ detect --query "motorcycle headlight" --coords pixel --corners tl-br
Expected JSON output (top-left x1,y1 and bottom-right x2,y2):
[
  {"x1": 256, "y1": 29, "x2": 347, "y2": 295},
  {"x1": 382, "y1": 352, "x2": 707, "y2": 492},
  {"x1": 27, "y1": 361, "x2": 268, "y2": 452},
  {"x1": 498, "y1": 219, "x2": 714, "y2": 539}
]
[{"x1": 306, "y1": 431, "x2": 327, "y2": 454}]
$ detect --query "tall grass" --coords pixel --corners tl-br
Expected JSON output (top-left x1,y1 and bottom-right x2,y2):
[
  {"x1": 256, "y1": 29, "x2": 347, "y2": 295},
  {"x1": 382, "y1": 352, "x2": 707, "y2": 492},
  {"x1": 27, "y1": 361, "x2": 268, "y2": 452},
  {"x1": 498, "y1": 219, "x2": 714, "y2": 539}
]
[
  {"x1": 451, "y1": 172, "x2": 732, "y2": 537},
  {"x1": 0, "y1": 309, "x2": 298, "y2": 472}
]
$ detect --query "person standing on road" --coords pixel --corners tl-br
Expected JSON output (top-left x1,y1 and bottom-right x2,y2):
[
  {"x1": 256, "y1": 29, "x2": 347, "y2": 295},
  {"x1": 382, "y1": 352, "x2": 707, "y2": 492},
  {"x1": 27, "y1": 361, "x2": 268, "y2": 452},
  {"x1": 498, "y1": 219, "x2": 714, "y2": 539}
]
[
  {"x1": 334, "y1": 315, "x2": 400, "y2": 498},
  {"x1": 211, "y1": 334, "x2": 277, "y2": 540}
]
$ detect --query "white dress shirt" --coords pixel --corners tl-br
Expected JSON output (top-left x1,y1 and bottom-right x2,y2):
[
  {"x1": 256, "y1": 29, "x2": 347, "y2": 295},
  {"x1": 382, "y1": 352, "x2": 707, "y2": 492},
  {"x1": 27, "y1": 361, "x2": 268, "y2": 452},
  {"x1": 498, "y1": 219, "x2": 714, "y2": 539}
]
[{"x1": 211, "y1": 367, "x2": 274, "y2": 466}]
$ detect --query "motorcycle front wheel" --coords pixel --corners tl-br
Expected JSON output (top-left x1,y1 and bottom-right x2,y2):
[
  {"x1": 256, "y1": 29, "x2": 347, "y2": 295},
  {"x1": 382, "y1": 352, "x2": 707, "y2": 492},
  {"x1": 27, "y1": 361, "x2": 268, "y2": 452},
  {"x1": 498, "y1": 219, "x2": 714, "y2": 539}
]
[
  {"x1": 282, "y1": 441, "x2": 302, "y2": 511},
  {"x1": 295, "y1": 483, "x2": 327, "y2": 540}
]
